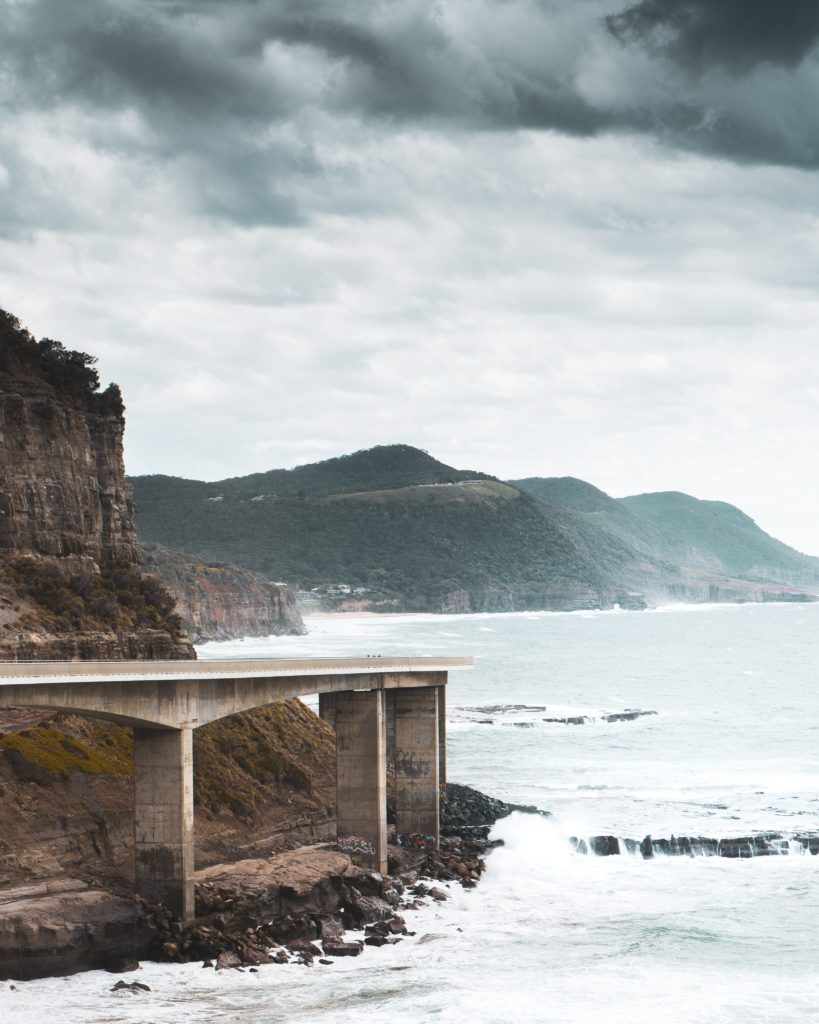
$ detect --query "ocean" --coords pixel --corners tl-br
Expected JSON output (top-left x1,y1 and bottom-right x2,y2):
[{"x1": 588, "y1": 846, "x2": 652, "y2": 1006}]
[{"x1": 5, "y1": 602, "x2": 819, "y2": 1023}]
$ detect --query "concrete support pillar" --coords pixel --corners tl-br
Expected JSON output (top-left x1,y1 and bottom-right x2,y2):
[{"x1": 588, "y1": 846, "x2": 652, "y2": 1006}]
[
  {"x1": 133, "y1": 727, "x2": 194, "y2": 923},
  {"x1": 318, "y1": 692, "x2": 337, "y2": 730},
  {"x1": 394, "y1": 687, "x2": 440, "y2": 847},
  {"x1": 334, "y1": 689, "x2": 387, "y2": 872},
  {"x1": 385, "y1": 690, "x2": 396, "y2": 769},
  {"x1": 437, "y1": 683, "x2": 447, "y2": 788}
]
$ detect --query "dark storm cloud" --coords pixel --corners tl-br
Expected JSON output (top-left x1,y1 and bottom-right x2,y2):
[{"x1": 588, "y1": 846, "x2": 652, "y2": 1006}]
[
  {"x1": 3, "y1": 0, "x2": 819, "y2": 237},
  {"x1": 606, "y1": 0, "x2": 819, "y2": 74}
]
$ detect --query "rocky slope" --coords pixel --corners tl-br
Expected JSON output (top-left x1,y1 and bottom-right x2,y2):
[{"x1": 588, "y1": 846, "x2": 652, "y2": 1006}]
[
  {"x1": 0, "y1": 701, "x2": 336, "y2": 891},
  {"x1": 141, "y1": 544, "x2": 304, "y2": 641},
  {"x1": 0, "y1": 309, "x2": 193, "y2": 659}
]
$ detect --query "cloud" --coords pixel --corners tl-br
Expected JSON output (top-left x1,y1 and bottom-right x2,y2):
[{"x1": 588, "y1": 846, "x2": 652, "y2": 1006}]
[
  {"x1": 3, "y1": 1, "x2": 819, "y2": 550},
  {"x1": 606, "y1": 0, "x2": 819, "y2": 74},
  {"x1": 0, "y1": 0, "x2": 818, "y2": 255}
]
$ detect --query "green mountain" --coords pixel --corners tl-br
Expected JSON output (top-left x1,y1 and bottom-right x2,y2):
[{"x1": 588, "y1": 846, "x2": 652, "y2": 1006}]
[
  {"x1": 512, "y1": 476, "x2": 819, "y2": 597},
  {"x1": 131, "y1": 448, "x2": 818, "y2": 614},
  {"x1": 618, "y1": 491, "x2": 819, "y2": 583},
  {"x1": 131, "y1": 447, "x2": 642, "y2": 613}
]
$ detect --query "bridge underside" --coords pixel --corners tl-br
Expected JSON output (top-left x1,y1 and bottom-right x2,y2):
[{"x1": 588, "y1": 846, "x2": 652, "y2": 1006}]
[{"x1": 0, "y1": 660, "x2": 457, "y2": 921}]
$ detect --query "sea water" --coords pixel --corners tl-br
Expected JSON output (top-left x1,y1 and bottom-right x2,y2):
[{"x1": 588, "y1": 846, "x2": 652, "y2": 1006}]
[{"x1": 5, "y1": 602, "x2": 819, "y2": 1023}]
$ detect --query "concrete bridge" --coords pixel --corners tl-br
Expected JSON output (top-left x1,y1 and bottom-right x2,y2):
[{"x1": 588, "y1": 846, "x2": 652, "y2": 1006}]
[{"x1": 0, "y1": 656, "x2": 471, "y2": 923}]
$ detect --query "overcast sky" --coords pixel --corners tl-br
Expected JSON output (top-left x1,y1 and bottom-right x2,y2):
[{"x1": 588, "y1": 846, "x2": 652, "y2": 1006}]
[{"x1": 3, "y1": 0, "x2": 819, "y2": 552}]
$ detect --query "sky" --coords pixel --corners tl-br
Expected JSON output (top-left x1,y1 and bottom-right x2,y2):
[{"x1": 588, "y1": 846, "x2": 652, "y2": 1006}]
[{"x1": 2, "y1": 0, "x2": 819, "y2": 552}]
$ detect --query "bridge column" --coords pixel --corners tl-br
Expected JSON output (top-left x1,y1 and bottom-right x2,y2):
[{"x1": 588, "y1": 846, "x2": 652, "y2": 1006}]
[
  {"x1": 318, "y1": 692, "x2": 337, "y2": 730},
  {"x1": 334, "y1": 689, "x2": 387, "y2": 872},
  {"x1": 394, "y1": 687, "x2": 440, "y2": 847},
  {"x1": 133, "y1": 727, "x2": 194, "y2": 923},
  {"x1": 437, "y1": 683, "x2": 447, "y2": 788}
]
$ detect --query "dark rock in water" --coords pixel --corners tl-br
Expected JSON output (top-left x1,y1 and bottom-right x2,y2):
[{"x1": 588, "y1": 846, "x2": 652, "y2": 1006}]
[
  {"x1": 601, "y1": 710, "x2": 658, "y2": 723},
  {"x1": 346, "y1": 890, "x2": 393, "y2": 924},
  {"x1": 544, "y1": 709, "x2": 657, "y2": 725},
  {"x1": 288, "y1": 938, "x2": 322, "y2": 958},
  {"x1": 575, "y1": 830, "x2": 817, "y2": 860},
  {"x1": 589, "y1": 836, "x2": 621, "y2": 856},
  {"x1": 322, "y1": 940, "x2": 362, "y2": 957},
  {"x1": 111, "y1": 980, "x2": 151, "y2": 993},
  {"x1": 440, "y1": 783, "x2": 550, "y2": 839},
  {"x1": 215, "y1": 951, "x2": 242, "y2": 971},
  {"x1": 317, "y1": 916, "x2": 345, "y2": 944}
]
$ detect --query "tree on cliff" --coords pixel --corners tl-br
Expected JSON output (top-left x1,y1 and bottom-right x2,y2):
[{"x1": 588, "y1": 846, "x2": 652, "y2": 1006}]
[{"x1": 0, "y1": 308, "x2": 122, "y2": 413}]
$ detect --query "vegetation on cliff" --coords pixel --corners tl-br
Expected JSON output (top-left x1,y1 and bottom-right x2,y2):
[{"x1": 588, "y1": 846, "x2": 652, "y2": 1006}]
[
  {"x1": 0, "y1": 308, "x2": 122, "y2": 414},
  {"x1": 3, "y1": 557, "x2": 186, "y2": 638},
  {"x1": 0, "y1": 307, "x2": 192, "y2": 658}
]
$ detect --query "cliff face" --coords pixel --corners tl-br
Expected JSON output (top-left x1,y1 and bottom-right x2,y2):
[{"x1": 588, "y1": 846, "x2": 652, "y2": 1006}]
[
  {"x1": 0, "y1": 378, "x2": 138, "y2": 564},
  {"x1": 0, "y1": 309, "x2": 193, "y2": 660},
  {"x1": 141, "y1": 545, "x2": 304, "y2": 641}
]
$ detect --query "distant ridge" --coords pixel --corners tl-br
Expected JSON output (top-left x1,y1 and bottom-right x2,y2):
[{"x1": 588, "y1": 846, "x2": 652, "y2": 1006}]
[
  {"x1": 130, "y1": 446, "x2": 818, "y2": 614},
  {"x1": 618, "y1": 490, "x2": 819, "y2": 582},
  {"x1": 513, "y1": 476, "x2": 819, "y2": 596}
]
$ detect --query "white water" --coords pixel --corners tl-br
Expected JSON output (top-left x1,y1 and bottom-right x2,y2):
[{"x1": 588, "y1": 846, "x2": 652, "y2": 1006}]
[{"x1": 5, "y1": 603, "x2": 819, "y2": 1022}]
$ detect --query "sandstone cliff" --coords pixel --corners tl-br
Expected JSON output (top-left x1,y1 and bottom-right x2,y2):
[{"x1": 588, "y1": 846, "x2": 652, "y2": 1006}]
[
  {"x1": 141, "y1": 544, "x2": 304, "y2": 641},
  {"x1": 0, "y1": 309, "x2": 193, "y2": 660}
]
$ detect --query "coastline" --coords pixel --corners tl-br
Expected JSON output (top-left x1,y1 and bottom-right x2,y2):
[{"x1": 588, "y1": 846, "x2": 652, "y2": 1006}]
[{"x1": 0, "y1": 785, "x2": 512, "y2": 984}]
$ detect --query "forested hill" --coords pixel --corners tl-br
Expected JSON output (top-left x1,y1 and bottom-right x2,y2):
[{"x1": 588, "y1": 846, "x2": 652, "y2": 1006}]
[
  {"x1": 512, "y1": 476, "x2": 819, "y2": 591},
  {"x1": 618, "y1": 491, "x2": 819, "y2": 582},
  {"x1": 135, "y1": 445, "x2": 491, "y2": 506},
  {"x1": 130, "y1": 448, "x2": 642, "y2": 613},
  {"x1": 131, "y1": 447, "x2": 817, "y2": 613}
]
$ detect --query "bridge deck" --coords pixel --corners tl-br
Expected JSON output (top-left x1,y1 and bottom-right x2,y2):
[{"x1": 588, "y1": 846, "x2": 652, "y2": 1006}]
[{"x1": 0, "y1": 656, "x2": 473, "y2": 685}]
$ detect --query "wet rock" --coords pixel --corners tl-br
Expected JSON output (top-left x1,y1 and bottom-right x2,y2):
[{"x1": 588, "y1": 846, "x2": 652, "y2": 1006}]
[
  {"x1": 111, "y1": 980, "x2": 151, "y2": 993},
  {"x1": 317, "y1": 915, "x2": 345, "y2": 943},
  {"x1": 0, "y1": 883, "x2": 157, "y2": 981},
  {"x1": 288, "y1": 938, "x2": 322, "y2": 958},
  {"x1": 215, "y1": 951, "x2": 242, "y2": 971},
  {"x1": 347, "y1": 890, "x2": 393, "y2": 923},
  {"x1": 106, "y1": 957, "x2": 140, "y2": 974},
  {"x1": 321, "y1": 941, "x2": 363, "y2": 957},
  {"x1": 601, "y1": 710, "x2": 657, "y2": 723},
  {"x1": 589, "y1": 836, "x2": 620, "y2": 856}
]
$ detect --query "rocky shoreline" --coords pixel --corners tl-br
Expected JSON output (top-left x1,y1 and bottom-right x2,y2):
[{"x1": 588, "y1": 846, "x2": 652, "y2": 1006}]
[
  {"x1": 0, "y1": 783, "x2": 513, "y2": 981},
  {"x1": 4, "y1": 782, "x2": 819, "y2": 981}
]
